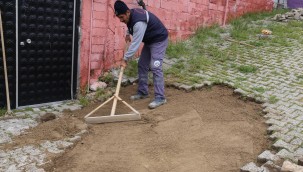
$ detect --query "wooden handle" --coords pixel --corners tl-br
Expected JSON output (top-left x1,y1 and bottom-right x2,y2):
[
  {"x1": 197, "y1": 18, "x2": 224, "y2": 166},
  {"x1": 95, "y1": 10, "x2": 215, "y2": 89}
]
[{"x1": 0, "y1": 9, "x2": 11, "y2": 112}]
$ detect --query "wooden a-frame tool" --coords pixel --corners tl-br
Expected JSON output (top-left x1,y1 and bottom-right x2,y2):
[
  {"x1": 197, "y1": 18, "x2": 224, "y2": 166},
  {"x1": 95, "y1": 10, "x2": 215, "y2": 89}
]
[{"x1": 84, "y1": 66, "x2": 141, "y2": 124}]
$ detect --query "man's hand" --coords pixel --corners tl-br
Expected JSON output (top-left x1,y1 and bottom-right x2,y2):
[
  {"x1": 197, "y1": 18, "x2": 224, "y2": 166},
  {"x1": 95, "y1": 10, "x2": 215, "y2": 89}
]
[
  {"x1": 125, "y1": 35, "x2": 131, "y2": 43},
  {"x1": 121, "y1": 59, "x2": 128, "y2": 68}
]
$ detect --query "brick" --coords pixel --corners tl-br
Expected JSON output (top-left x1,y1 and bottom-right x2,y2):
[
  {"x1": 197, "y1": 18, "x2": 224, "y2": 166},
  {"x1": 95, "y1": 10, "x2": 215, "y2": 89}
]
[
  {"x1": 94, "y1": 0, "x2": 107, "y2": 3},
  {"x1": 93, "y1": 2, "x2": 107, "y2": 12},
  {"x1": 91, "y1": 54, "x2": 101, "y2": 62},
  {"x1": 92, "y1": 36, "x2": 105, "y2": 45},
  {"x1": 146, "y1": 0, "x2": 161, "y2": 8},
  {"x1": 90, "y1": 61, "x2": 100, "y2": 70},
  {"x1": 91, "y1": 45, "x2": 104, "y2": 54},
  {"x1": 92, "y1": 28, "x2": 107, "y2": 37},
  {"x1": 93, "y1": 19, "x2": 107, "y2": 28},
  {"x1": 93, "y1": 11, "x2": 107, "y2": 20}
]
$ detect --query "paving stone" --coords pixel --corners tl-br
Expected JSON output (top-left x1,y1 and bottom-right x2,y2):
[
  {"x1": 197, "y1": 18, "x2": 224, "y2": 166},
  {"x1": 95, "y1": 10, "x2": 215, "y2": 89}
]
[
  {"x1": 179, "y1": 84, "x2": 193, "y2": 92},
  {"x1": 266, "y1": 118, "x2": 287, "y2": 127},
  {"x1": 240, "y1": 162, "x2": 264, "y2": 172},
  {"x1": 261, "y1": 161, "x2": 281, "y2": 172},
  {"x1": 257, "y1": 150, "x2": 279, "y2": 163},
  {"x1": 274, "y1": 139, "x2": 297, "y2": 152},
  {"x1": 193, "y1": 83, "x2": 205, "y2": 89},
  {"x1": 290, "y1": 138, "x2": 303, "y2": 146},
  {"x1": 276, "y1": 149, "x2": 295, "y2": 161}
]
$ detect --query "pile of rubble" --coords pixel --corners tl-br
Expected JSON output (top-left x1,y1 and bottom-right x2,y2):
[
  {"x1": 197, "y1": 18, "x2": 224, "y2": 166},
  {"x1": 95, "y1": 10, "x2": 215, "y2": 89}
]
[{"x1": 272, "y1": 8, "x2": 303, "y2": 21}]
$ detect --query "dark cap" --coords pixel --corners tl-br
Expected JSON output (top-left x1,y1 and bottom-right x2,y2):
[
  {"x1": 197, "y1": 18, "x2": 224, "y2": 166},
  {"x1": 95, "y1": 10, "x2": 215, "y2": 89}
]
[{"x1": 114, "y1": 0, "x2": 129, "y2": 16}]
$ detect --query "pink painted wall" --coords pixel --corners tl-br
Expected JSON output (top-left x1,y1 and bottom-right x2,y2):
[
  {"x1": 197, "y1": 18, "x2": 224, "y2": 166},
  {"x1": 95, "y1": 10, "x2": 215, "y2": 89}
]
[{"x1": 79, "y1": 0, "x2": 273, "y2": 91}]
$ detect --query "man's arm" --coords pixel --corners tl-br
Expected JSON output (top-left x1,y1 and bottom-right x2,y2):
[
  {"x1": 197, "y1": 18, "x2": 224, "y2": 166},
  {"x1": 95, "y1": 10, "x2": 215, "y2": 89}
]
[{"x1": 124, "y1": 21, "x2": 147, "y2": 60}]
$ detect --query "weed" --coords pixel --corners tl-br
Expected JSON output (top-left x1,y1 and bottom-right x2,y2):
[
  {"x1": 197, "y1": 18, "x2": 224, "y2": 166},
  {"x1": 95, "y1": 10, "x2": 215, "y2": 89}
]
[
  {"x1": 297, "y1": 75, "x2": 303, "y2": 79},
  {"x1": 194, "y1": 24, "x2": 221, "y2": 42},
  {"x1": 79, "y1": 96, "x2": 89, "y2": 107},
  {"x1": 95, "y1": 88, "x2": 106, "y2": 99},
  {"x1": 99, "y1": 73, "x2": 114, "y2": 83},
  {"x1": 249, "y1": 41, "x2": 264, "y2": 47},
  {"x1": 268, "y1": 95, "x2": 279, "y2": 104},
  {"x1": 24, "y1": 107, "x2": 33, "y2": 112},
  {"x1": 166, "y1": 41, "x2": 188, "y2": 59},
  {"x1": 0, "y1": 108, "x2": 6, "y2": 117},
  {"x1": 238, "y1": 65, "x2": 257, "y2": 73},
  {"x1": 253, "y1": 87, "x2": 266, "y2": 93},
  {"x1": 236, "y1": 77, "x2": 247, "y2": 81},
  {"x1": 124, "y1": 60, "x2": 138, "y2": 77},
  {"x1": 188, "y1": 55, "x2": 211, "y2": 72}
]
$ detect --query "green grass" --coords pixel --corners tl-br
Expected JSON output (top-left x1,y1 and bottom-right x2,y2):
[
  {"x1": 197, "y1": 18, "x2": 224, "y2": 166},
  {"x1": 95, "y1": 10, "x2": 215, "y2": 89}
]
[
  {"x1": 253, "y1": 87, "x2": 266, "y2": 93},
  {"x1": 297, "y1": 75, "x2": 303, "y2": 79},
  {"x1": 236, "y1": 77, "x2": 247, "y2": 81},
  {"x1": 162, "y1": 8, "x2": 302, "y2": 86},
  {"x1": 194, "y1": 24, "x2": 222, "y2": 42},
  {"x1": 124, "y1": 60, "x2": 138, "y2": 77},
  {"x1": 0, "y1": 108, "x2": 6, "y2": 117},
  {"x1": 188, "y1": 55, "x2": 211, "y2": 72},
  {"x1": 238, "y1": 65, "x2": 258, "y2": 73},
  {"x1": 79, "y1": 96, "x2": 89, "y2": 107},
  {"x1": 268, "y1": 95, "x2": 279, "y2": 104},
  {"x1": 166, "y1": 41, "x2": 189, "y2": 59}
]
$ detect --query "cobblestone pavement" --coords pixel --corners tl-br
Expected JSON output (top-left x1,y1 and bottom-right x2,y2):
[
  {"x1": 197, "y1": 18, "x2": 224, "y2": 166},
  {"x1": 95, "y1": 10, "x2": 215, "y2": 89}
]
[
  {"x1": 196, "y1": 45, "x2": 303, "y2": 163},
  {"x1": 0, "y1": 102, "x2": 85, "y2": 171}
]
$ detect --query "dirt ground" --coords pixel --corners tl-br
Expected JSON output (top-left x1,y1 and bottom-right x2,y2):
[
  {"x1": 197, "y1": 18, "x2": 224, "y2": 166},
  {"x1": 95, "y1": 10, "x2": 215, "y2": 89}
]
[{"x1": 3, "y1": 85, "x2": 271, "y2": 172}]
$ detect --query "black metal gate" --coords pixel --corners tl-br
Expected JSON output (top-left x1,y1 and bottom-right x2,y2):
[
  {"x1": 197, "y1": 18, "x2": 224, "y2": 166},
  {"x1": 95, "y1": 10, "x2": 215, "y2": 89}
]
[
  {"x1": 0, "y1": 1, "x2": 16, "y2": 108},
  {"x1": 0, "y1": 0, "x2": 79, "y2": 108}
]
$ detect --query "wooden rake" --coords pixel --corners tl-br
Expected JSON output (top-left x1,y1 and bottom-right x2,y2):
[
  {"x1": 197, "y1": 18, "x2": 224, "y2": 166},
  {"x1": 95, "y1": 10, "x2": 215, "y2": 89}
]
[{"x1": 84, "y1": 65, "x2": 141, "y2": 124}]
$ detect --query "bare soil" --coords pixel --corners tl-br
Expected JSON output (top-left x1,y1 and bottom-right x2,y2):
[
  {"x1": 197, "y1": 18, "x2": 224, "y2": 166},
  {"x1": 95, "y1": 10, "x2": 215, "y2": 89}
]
[
  {"x1": 2, "y1": 85, "x2": 271, "y2": 172},
  {"x1": 49, "y1": 85, "x2": 270, "y2": 172}
]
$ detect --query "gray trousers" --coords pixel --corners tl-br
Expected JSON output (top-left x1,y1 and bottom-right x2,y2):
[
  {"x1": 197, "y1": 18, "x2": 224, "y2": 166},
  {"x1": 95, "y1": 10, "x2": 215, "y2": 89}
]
[{"x1": 137, "y1": 38, "x2": 168, "y2": 100}]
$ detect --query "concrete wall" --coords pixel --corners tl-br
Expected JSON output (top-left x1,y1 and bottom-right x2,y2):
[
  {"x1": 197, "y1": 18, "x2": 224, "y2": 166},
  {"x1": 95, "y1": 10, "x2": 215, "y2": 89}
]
[{"x1": 79, "y1": 0, "x2": 273, "y2": 90}]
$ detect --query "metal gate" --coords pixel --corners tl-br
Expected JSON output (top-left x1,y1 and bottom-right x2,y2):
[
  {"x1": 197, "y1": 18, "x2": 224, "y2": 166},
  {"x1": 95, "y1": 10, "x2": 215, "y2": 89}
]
[{"x1": 0, "y1": 0, "x2": 79, "y2": 108}]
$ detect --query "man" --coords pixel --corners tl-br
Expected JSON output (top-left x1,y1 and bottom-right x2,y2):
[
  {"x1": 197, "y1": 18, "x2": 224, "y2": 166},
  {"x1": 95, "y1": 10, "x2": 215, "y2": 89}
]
[{"x1": 114, "y1": 0, "x2": 168, "y2": 109}]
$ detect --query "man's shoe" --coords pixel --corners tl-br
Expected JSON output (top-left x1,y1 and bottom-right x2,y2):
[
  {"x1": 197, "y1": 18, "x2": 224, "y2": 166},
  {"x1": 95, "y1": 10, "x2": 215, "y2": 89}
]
[
  {"x1": 148, "y1": 99, "x2": 167, "y2": 109},
  {"x1": 130, "y1": 94, "x2": 149, "y2": 101}
]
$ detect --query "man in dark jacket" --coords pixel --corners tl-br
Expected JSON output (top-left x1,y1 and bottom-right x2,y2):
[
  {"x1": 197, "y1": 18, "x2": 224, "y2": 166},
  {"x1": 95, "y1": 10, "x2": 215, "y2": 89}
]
[{"x1": 114, "y1": 0, "x2": 168, "y2": 109}]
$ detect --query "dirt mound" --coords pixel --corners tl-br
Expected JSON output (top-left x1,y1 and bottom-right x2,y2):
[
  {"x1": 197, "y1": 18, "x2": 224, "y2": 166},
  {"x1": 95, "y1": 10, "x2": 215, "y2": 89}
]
[{"x1": 2, "y1": 116, "x2": 86, "y2": 149}]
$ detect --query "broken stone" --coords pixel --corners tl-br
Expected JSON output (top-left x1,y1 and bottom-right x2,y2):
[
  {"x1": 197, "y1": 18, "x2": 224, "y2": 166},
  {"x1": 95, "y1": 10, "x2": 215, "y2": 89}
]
[{"x1": 90, "y1": 81, "x2": 107, "y2": 91}]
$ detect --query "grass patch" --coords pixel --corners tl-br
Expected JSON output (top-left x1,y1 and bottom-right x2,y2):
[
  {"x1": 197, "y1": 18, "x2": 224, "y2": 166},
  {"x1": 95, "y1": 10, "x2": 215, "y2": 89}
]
[
  {"x1": 124, "y1": 60, "x2": 138, "y2": 78},
  {"x1": 194, "y1": 24, "x2": 221, "y2": 42},
  {"x1": 166, "y1": 41, "x2": 189, "y2": 59},
  {"x1": 0, "y1": 108, "x2": 6, "y2": 117},
  {"x1": 297, "y1": 75, "x2": 303, "y2": 79},
  {"x1": 236, "y1": 77, "x2": 247, "y2": 81},
  {"x1": 268, "y1": 95, "x2": 279, "y2": 104},
  {"x1": 238, "y1": 65, "x2": 258, "y2": 73},
  {"x1": 79, "y1": 96, "x2": 89, "y2": 107},
  {"x1": 188, "y1": 55, "x2": 211, "y2": 72},
  {"x1": 253, "y1": 87, "x2": 266, "y2": 93}
]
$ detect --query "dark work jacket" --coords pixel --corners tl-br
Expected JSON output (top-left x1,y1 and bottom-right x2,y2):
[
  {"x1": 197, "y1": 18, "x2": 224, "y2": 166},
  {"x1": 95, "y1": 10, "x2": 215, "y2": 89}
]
[{"x1": 127, "y1": 8, "x2": 168, "y2": 44}]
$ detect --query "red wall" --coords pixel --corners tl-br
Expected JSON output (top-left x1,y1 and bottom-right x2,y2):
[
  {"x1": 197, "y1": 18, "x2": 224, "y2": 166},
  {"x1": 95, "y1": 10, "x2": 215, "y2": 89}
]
[{"x1": 79, "y1": 0, "x2": 273, "y2": 91}]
